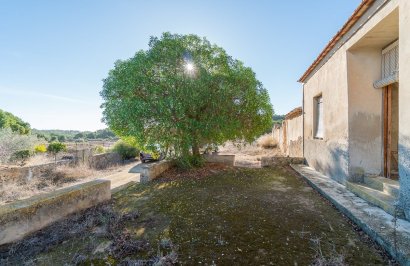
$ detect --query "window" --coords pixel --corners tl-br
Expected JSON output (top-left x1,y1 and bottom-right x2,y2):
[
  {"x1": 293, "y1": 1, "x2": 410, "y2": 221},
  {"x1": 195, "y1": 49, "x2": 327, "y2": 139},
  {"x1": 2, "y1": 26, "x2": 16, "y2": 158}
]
[{"x1": 314, "y1": 95, "x2": 324, "y2": 139}]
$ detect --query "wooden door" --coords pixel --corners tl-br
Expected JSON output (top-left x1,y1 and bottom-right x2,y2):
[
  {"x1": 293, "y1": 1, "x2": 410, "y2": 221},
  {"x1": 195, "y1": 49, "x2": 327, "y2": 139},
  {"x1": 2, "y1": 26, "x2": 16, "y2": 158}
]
[{"x1": 383, "y1": 84, "x2": 399, "y2": 179}]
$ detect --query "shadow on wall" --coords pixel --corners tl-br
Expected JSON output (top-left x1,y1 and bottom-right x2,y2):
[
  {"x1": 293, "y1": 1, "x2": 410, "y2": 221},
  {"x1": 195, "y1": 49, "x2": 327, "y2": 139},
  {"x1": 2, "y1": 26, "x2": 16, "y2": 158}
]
[
  {"x1": 398, "y1": 134, "x2": 410, "y2": 219},
  {"x1": 305, "y1": 140, "x2": 349, "y2": 185}
]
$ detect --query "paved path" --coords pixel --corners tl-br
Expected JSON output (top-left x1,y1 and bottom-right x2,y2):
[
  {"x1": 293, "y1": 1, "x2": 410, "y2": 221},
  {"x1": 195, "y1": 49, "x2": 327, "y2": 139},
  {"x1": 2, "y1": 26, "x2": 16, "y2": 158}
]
[
  {"x1": 291, "y1": 164, "x2": 410, "y2": 266},
  {"x1": 99, "y1": 162, "x2": 143, "y2": 193}
]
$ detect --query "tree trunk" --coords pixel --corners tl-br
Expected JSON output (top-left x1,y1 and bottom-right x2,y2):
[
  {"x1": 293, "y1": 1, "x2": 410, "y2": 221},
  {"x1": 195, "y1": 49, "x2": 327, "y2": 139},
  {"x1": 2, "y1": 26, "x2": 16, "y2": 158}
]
[{"x1": 192, "y1": 144, "x2": 200, "y2": 157}]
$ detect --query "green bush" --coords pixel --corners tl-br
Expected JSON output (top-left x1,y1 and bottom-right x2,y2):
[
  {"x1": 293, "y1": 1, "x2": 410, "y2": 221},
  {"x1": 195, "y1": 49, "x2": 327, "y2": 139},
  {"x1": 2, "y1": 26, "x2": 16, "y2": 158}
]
[
  {"x1": 47, "y1": 142, "x2": 67, "y2": 154},
  {"x1": 11, "y1": 149, "x2": 33, "y2": 162},
  {"x1": 112, "y1": 141, "x2": 138, "y2": 160},
  {"x1": 175, "y1": 155, "x2": 204, "y2": 170}
]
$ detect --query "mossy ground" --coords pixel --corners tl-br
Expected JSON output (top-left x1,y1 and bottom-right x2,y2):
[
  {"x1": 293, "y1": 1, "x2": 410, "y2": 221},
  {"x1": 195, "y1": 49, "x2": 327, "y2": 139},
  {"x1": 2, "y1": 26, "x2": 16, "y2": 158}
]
[{"x1": 32, "y1": 165, "x2": 391, "y2": 265}]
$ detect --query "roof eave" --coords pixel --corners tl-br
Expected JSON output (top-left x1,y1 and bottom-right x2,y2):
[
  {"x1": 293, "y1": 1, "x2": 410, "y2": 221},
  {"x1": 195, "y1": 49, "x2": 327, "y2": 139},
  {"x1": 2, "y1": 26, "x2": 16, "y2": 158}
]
[{"x1": 298, "y1": 0, "x2": 375, "y2": 83}]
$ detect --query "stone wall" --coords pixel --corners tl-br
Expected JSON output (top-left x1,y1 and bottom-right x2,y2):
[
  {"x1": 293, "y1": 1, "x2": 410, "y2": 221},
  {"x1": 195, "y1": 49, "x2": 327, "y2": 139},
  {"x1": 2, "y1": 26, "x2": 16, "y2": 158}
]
[
  {"x1": 0, "y1": 152, "x2": 123, "y2": 186},
  {"x1": 139, "y1": 161, "x2": 174, "y2": 183},
  {"x1": 261, "y1": 156, "x2": 305, "y2": 168},
  {"x1": 202, "y1": 154, "x2": 235, "y2": 166},
  {"x1": 0, "y1": 179, "x2": 111, "y2": 245},
  {"x1": 0, "y1": 160, "x2": 72, "y2": 186},
  {"x1": 89, "y1": 152, "x2": 122, "y2": 169}
]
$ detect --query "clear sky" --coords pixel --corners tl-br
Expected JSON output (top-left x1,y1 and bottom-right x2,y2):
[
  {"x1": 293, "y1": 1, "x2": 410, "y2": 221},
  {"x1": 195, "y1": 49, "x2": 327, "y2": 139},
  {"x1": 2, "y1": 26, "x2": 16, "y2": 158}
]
[{"x1": 0, "y1": 0, "x2": 361, "y2": 131}]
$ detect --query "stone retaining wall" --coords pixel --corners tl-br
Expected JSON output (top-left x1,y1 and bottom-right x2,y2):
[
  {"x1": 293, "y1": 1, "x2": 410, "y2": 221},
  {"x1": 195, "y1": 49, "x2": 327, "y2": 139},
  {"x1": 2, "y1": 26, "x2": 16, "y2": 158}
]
[
  {"x1": 0, "y1": 160, "x2": 72, "y2": 186},
  {"x1": 202, "y1": 154, "x2": 235, "y2": 166},
  {"x1": 0, "y1": 179, "x2": 111, "y2": 245},
  {"x1": 90, "y1": 152, "x2": 122, "y2": 169},
  {"x1": 261, "y1": 156, "x2": 305, "y2": 167},
  {"x1": 139, "y1": 161, "x2": 174, "y2": 183}
]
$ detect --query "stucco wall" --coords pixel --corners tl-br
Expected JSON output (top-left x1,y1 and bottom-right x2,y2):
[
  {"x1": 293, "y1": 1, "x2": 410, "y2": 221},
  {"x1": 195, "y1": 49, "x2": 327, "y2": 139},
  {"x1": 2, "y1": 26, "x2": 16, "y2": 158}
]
[
  {"x1": 302, "y1": 0, "x2": 399, "y2": 184},
  {"x1": 286, "y1": 115, "x2": 303, "y2": 157},
  {"x1": 347, "y1": 48, "x2": 383, "y2": 180},
  {"x1": 272, "y1": 115, "x2": 303, "y2": 158},
  {"x1": 303, "y1": 47, "x2": 350, "y2": 184},
  {"x1": 399, "y1": 0, "x2": 410, "y2": 219}
]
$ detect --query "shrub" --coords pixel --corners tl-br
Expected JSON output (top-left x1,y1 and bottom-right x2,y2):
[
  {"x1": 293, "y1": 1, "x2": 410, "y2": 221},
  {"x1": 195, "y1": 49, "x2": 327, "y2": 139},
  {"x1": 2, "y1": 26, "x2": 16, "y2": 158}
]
[
  {"x1": 256, "y1": 133, "x2": 278, "y2": 149},
  {"x1": 112, "y1": 140, "x2": 138, "y2": 160},
  {"x1": 94, "y1": 145, "x2": 105, "y2": 154},
  {"x1": 175, "y1": 155, "x2": 204, "y2": 169},
  {"x1": 0, "y1": 128, "x2": 37, "y2": 163},
  {"x1": 11, "y1": 149, "x2": 33, "y2": 162},
  {"x1": 47, "y1": 142, "x2": 67, "y2": 163},
  {"x1": 47, "y1": 142, "x2": 67, "y2": 154},
  {"x1": 35, "y1": 144, "x2": 47, "y2": 153}
]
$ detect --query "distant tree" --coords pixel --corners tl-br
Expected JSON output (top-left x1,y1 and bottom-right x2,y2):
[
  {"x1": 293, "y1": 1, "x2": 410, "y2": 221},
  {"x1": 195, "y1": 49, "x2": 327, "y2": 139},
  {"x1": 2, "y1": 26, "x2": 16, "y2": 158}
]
[
  {"x1": 47, "y1": 142, "x2": 67, "y2": 163},
  {"x1": 0, "y1": 109, "x2": 31, "y2": 135},
  {"x1": 95, "y1": 128, "x2": 116, "y2": 139},
  {"x1": 49, "y1": 135, "x2": 58, "y2": 142},
  {"x1": 36, "y1": 133, "x2": 49, "y2": 141},
  {"x1": 86, "y1": 132, "x2": 96, "y2": 139},
  {"x1": 101, "y1": 33, "x2": 273, "y2": 167},
  {"x1": 57, "y1": 135, "x2": 66, "y2": 142},
  {"x1": 74, "y1": 132, "x2": 84, "y2": 139}
]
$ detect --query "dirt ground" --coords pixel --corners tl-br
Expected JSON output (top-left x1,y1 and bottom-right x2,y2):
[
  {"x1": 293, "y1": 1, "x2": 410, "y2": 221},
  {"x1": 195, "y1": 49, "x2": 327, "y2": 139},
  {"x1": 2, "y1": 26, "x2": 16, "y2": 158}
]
[{"x1": 1, "y1": 165, "x2": 395, "y2": 265}]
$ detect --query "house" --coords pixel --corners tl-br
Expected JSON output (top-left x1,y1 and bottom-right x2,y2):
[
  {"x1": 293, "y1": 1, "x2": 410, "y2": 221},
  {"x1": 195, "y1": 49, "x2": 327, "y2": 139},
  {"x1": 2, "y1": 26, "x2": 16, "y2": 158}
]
[{"x1": 298, "y1": 0, "x2": 410, "y2": 219}]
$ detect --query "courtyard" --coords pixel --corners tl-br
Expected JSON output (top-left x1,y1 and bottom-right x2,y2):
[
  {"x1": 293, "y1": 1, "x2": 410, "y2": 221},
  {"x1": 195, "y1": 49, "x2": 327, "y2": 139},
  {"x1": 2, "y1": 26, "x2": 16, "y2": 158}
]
[{"x1": 2, "y1": 164, "x2": 393, "y2": 265}]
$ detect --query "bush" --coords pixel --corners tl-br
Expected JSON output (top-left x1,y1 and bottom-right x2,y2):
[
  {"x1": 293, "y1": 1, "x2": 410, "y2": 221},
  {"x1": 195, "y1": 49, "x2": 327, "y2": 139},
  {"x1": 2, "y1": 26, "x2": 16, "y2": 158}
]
[
  {"x1": 35, "y1": 144, "x2": 47, "y2": 153},
  {"x1": 11, "y1": 150, "x2": 33, "y2": 162},
  {"x1": 47, "y1": 142, "x2": 67, "y2": 154},
  {"x1": 94, "y1": 145, "x2": 105, "y2": 154},
  {"x1": 0, "y1": 128, "x2": 37, "y2": 163},
  {"x1": 175, "y1": 155, "x2": 204, "y2": 169},
  {"x1": 47, "y1": 142, "x2": 67, "y2": 163},
  {"x1": 256, "y1": 133, "x2": 278, "y2": 149},
  {"x1": 112, "y1": 141, "x2": 138, "y2": 160}
]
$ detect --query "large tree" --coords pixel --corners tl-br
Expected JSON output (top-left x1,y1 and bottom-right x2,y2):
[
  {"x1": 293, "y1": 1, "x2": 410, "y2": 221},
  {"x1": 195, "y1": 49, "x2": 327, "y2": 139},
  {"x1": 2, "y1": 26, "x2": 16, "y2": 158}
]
[
  {"x1": 101, "y1": 33, "x2": 273, "y2": 159},
  {"x1": 0, "y1": 109, "x2": 31, "y2": 135}
]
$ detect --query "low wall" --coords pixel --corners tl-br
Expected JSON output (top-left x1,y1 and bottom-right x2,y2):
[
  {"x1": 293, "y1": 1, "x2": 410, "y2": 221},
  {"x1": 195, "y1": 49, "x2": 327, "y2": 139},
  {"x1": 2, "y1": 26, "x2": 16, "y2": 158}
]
[
  {"x1": 272, "y1": 108, "x2": 303, "y2": 157},
  {"x1": 261, "y1": 156, "x2": 305, "y2": 168},
  {"x1": 0, "y1": 160, "x2": 72, "y2": 186},
  {"x1": 0, "y1": 179, "x2": 111, "y2": 245},
  {"x1": 202, "y1": 154, "x2": 235, "y2": 166},
  {"x1": 139, "y1": 161, "x2": 174, "y2": 183},
  {"x1": 90, "y1": 152, "x2": 122, "y2": 169}
]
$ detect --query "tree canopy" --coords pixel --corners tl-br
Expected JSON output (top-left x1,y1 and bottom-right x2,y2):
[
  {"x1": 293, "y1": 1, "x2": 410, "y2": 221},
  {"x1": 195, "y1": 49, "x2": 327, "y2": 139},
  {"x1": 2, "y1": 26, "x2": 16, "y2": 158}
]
[
  {"x1": 0, "y1": 109, "x2": 31, "y2": 135},
  {"x1": 101, "y1": 33, "x2": 273, "y2": 160}
]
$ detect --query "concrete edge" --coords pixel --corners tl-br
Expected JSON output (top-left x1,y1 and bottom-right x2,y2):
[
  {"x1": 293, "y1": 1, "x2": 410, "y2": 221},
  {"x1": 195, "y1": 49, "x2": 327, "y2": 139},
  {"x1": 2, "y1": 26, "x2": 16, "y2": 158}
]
[
  {"x1": 111, "y1": 181, "x2": 137, "y2": 194},
  {"x1": 0, "y1": 179, "x2": 111, "y2": 245},
  {"x1": 290, "y1": 164, "x2": 410, "y2": 266}
]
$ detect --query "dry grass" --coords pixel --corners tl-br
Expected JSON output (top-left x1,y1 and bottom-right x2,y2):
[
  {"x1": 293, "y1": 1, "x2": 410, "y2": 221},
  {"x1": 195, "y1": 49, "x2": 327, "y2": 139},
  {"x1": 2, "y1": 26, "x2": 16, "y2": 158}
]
[
  {"x1": 0, "y1": 163, "x2": 95, "y2": 204},
  {"x1": 256, "y1": 133, "x2": 278, "y2": 149}
]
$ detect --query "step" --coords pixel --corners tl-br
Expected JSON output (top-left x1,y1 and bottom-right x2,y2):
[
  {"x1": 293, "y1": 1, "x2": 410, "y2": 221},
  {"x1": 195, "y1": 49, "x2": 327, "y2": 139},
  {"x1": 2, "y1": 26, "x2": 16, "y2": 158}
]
[
  {"x1": 346, "y1": 182, "x2": 404, "y2": 218},
  {"x1": 363, "y1": 176, "x2": 400, "y2": 197},
  {"x1": 384, "y1": 182, "x2": 400, "y2": 198}
]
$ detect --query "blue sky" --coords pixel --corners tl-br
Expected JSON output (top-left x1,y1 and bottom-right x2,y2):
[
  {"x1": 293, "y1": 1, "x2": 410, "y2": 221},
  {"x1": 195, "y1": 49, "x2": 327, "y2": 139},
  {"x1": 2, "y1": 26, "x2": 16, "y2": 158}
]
[{"x1": 0, "y1": 0, "x2": 361, "y2": 131}]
